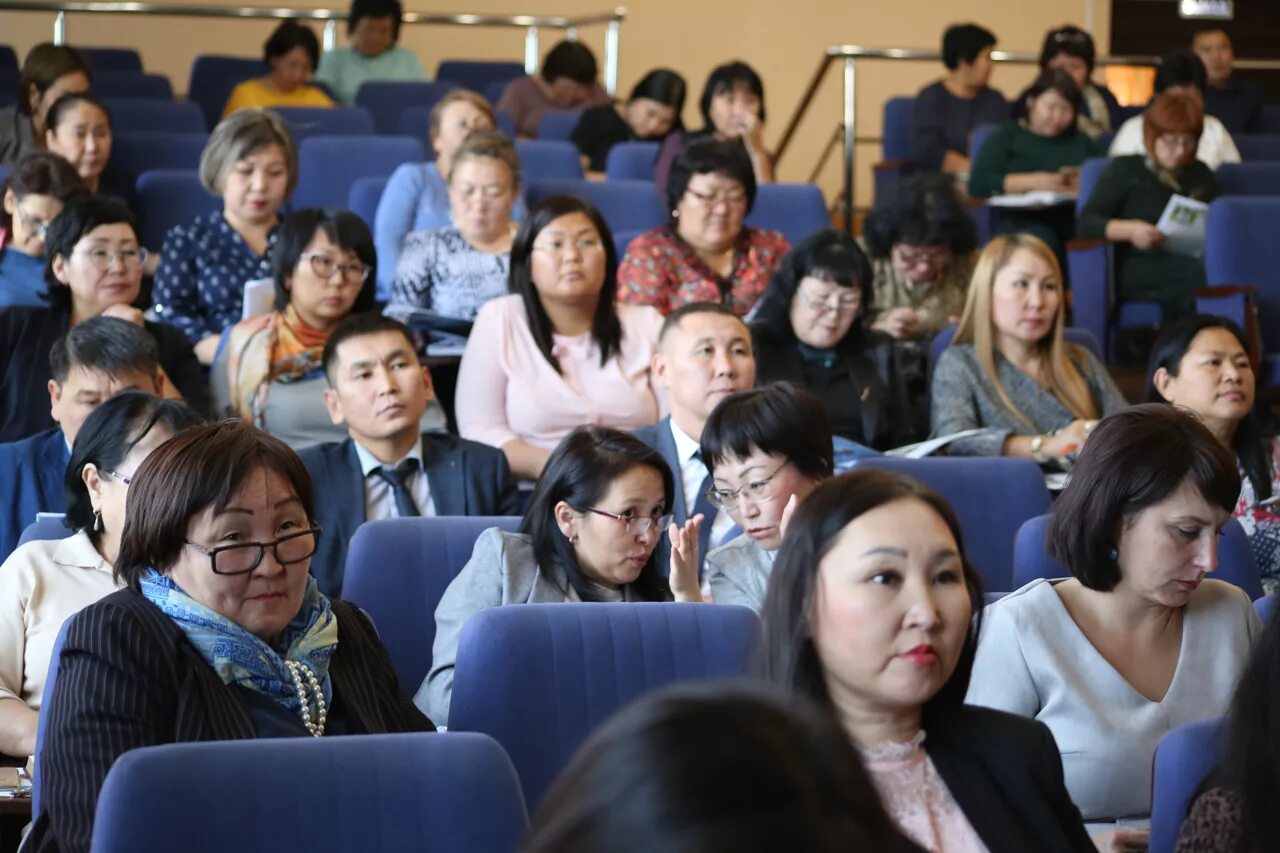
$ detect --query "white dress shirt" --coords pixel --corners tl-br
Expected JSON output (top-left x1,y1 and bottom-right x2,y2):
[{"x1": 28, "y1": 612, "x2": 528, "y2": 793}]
[
  {"x1": 1108, "y1": 113, "x2": 1241, "y2": 170},
  {"x1": 668, "y1": 420, "x2": 735, "y2": 547},
  {"x1": 353, "y1": 436, "x2": 437, "y2": 520}
]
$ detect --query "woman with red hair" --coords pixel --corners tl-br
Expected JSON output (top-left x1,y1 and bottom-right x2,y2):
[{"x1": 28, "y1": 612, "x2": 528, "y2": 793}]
[{"x1": 1078, "y1": 89, "x2": 1221, "y2": 321}]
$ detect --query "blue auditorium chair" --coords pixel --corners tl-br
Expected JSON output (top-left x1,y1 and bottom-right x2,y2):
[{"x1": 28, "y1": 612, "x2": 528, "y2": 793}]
[
  {"x1": 874, "y1": 96, "x2": 916, "y2": 200},
  {"x1": 99, "y1": 98, "x2": 205, "y2": 134},
  {"x1": 273, "y1": 106, "x2": 375, "y2": 142},
  {"x1": 928, "y1": 325, "x2": 1102, "y2": 382},
  {"x1": 1013, "y1": 514, "x2": 1264, "y2": 600},
  {"x1": 107, "y1": 132, "x2": 208, "y2": 204},
  {"x1": 1204, "y1": 197, "x2": 1280, "y2": 385},
  {"x1": 537, "y1": 109, "x2": 582, "y2": 141},
  {"x1": 134, "y1": 170, "x2": 220, "y2": 251},
  {"x1": 341, "y1": 516, "x2": 522, "y2": 691},
  {"x1": 448, "y1": 602, "x2": 760, "y2": 810},
  {"x1": 744, "y1": 183, "x2": 830, "y2": 245},
  {"x1": 1258, "y1": 105, "x2": 1280, "y2": 134},
  {"x1": 32, "y1": 614, "x2": 74, "y2": 818},
  {"x1": 76, "y1": 46, "x2": 142, "y2": 73},
  {"x1": 1233, "y1": 134, "x2": 1280, "y2": 161},
  {"x1": 1149, "y1": 718, "x2": 1226, "y2": 853},
  {"x1": 524, "y1": 179, "x2": 666, "y2": 234},
  {"x1": 396, "y1": 104, "x2": 433, "y2": 149},
  {"x1": 17, "y1": 515, "x2": 70, "y2": 547},
  {"x1": 90, "y1": 733, "x2": 528, "y2": 853},
  {"x1": 516, "y1": 139, "x2": 585, "y2": 181},
  {"x1": 355, "y1": 80, "x2": 455, "y2": 135},
  {"x1": 187, "y1": 55, "x2": 265, "y2": 129},
  {"x1": 91, "y1": 71, "x2": 173, "y2": 99},
  {"x1": 484, "y1": 80, "x2": 508, "y2": 106},
  {"x1": 436, "y1": 60, "x2": 525, "y2": 94},
  {"x1": 347, "y1": 175, "x2": 389, "y2": 230},
  {"x1": 293, "y1": 135, "x2": 425, "y2": 209},
  {"x1": 604, "y1": 141, "x2": 660, "y2": 181},
  {"x1": 613, "y1": 228, "x2": 643, "y2": 258},
  {"x1": 0, "y1": 45, "x2": 17, "y2": 73},
  {"x1": 1257, "y1": 593, "x2": 1277, "y2": 624},
  {"x1": 0, "y1": 71, "x2": 17, "y2": 108},
  {"x1": 855, "y1": 457, "x2": 1051, "y2": 593},
  {"x1": 1215, "y1": 162, "x2": 1280, "y2": 196}
]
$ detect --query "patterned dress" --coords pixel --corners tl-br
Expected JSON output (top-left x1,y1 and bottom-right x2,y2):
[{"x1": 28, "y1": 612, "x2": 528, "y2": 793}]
[
  {"x1": 1234, "y1": 437, "x2": 1280, "y2": 594},
  {"x1": 385, "y1": 227, "x2": 510, "y2": 322}
]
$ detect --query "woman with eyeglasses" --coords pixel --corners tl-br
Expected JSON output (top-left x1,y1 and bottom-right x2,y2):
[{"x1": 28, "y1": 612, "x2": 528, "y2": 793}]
[
  {"x1": 0, "y1": 150, "x2": 86, "y2": 309},
  {"x1": 212, "y1": 208, "x2": 376, "y2": 450},
  {"x1": 618, "y1": 138, "x2": 789, "y2": 317},
  {"x1": 456, "y1": 195, "x2": 665, "y2": 482},
  {"x1": 416, "y1": 425, "x2": 703, "y2": 726},
  {"x1": 25, "y1": 419, "x2": 435, "y2": 853},
  {"x1": 750, "y1": 231, "x2": 916, "y2": 450},
  {"x1": 0, "y1": 194, "x2": 208, "y2": 443},
  {"x1": 694, "y1": 383, "x2": 834, "y2": 612},
  {"x1": 0, "y1": 391, "x2": 201, "y2": 762}
]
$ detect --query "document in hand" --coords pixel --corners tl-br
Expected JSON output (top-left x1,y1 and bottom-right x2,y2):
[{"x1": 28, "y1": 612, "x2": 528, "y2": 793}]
[
  {"x1": 1155, "y1": 194, "x2": 1209, "y2": 257},
  {"x1": 986, "y1": 190, "x2": 1077, "y2": 209}
]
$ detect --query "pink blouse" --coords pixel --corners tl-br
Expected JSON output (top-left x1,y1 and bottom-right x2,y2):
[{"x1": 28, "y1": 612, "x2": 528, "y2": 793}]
[
  {"x1": 456, "y1": 294, "x2": 666, "y2": 452},
  {"x1": 859, "y1": 732, "x2": 989, "y2": 853}
]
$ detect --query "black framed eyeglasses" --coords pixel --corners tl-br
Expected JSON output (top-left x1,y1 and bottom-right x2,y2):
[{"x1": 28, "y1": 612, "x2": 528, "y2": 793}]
[{"x1": 184, "y1": 526, "x2": 322, "y2": 576}]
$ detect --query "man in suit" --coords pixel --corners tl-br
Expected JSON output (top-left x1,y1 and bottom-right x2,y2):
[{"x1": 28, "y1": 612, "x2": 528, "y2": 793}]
[
  {"x1": 634, "y1": 302, "x2": 756, "y2": 575},
  {"x1": 0, "y1": 317, "x2": 164, "y2": 561},
  {"x1": 301, "y1": 313, "x2": 521, "y2": 596}
]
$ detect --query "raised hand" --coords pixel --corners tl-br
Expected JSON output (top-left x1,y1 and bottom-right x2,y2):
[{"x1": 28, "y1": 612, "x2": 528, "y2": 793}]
[{"x1": 668, "y1": 514, "x2": 705, "y2": 602}]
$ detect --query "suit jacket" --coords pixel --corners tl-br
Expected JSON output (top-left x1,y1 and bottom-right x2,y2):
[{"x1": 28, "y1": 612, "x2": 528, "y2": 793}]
[
  {"x1": 0, "y1": 428, "x2": 70, "y2": 563},
  {"x1": 924, "y1": 704, "x2": 1094, "y2": 853},
  {"x1": 299, "y1": 431, "x2": 521, "y2": 596},
  {"x1": 27, "y1": 587, "x2": 434, "y2": 853},
  {"x1": 631, "y1": 417, "x2": 717, "y2": 576}
]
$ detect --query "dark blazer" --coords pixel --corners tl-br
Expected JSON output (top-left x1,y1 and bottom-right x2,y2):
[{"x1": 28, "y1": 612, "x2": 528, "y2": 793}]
[
  {"x1": 0, "y1": 427, "x2": 70, "y2": 562},
  {"x1": 0, "y1": 305, "x2": 211, "y2": 443},
  {"x1": 26, "y1": 588, "x2": 434, "y2": 853},
  {"x1": 925, "y1": 705, "x2": 1094, "y2": 853},
  {"x1": 299, "y1": 432, "x2": 521, "y2": 596},
  {"x1": 632, "y1": 417, "x2": 717, "y2": 576}
]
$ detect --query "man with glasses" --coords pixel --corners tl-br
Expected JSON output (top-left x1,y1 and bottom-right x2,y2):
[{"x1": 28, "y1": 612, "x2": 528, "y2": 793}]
[{"x1": 0, "y1": 317, "x2": 163, "y2": 562}]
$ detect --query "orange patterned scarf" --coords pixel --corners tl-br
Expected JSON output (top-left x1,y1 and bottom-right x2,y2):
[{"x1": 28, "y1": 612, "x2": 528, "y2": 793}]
[{"x1": 224, "y1": 304, "x2": 329, "y2": 427}]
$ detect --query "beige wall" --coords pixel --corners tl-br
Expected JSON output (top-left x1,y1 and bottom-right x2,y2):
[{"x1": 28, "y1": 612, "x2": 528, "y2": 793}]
[{"x1": 3, "y1": 0, "x2": 1111, "y2": 207}]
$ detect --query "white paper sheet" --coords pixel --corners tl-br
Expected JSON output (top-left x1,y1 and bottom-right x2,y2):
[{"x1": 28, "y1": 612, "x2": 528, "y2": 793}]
[{"x1": 1155, "y1": 193, "x2": 1210, "y2": 257}]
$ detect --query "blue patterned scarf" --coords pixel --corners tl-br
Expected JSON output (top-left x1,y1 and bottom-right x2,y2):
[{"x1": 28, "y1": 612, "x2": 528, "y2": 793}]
[{"x1": 139, "y1": 569, "x2": 339, "y2": 713}]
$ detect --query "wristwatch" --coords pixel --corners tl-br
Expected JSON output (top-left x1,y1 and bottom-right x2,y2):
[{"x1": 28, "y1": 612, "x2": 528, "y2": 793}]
[{"x1": 1029, "y1": 434, "x2": 1050, "y2": 464}]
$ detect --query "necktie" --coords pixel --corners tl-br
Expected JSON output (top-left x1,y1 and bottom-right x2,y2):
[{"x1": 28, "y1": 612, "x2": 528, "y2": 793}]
[
  {"x1": 374, "y1": 458, "x2": 421, "y2": 518},
  {"x1": 691, "y1": 452, "x2": 716, "y2": 558}
]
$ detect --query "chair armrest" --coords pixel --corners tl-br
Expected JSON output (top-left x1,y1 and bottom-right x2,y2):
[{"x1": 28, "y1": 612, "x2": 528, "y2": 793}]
[
  {"x1": 872, "y1": 159, "x2": 915, "y2": 174},
  {"x1": 1066, "y1": 238, "x2": 1110, "y2": 251}
]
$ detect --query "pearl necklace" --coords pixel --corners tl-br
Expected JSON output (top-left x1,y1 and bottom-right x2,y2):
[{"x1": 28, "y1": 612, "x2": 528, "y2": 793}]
[{"x1": 285, "y1": 660, "x2": 328, "y2": 737}]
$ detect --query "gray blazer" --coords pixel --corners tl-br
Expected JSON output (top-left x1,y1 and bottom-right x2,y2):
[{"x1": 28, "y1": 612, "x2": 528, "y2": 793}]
[
  {"x1": 0, "y1": 105, "x2": 34, "y2": 167},
  {"x1": 415, "y1": 527, "x2": 644, "y2": 726},
  {"x1": 706, "y1": 535, "x2": 775, "y2": 612},
  {"x1": 930, "y1": 343, "x2": 1128, "y2": 456}
]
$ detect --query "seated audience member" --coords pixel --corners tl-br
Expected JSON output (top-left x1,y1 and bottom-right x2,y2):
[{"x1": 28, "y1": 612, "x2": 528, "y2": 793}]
[
  {"x1": 315, "y1": 0, "x2": 427, "y2": 105},
  {"x1": 931, "y1": 234, "x2": 1126, "y2": 461},
  {"x1": 300, "y1": 313, "x2": 520, "y2": 595},
  {"x1": 570, "y1": 68, "x2": 686, "y2": 173},
  {"x1": 457, "y1": 195, "x2": 665, "y2": 481},
  {"x1": 1176, "y1": 597, "x2": 1280, "y2": 851},
  {"x1": 385, "y1": 130, "x2": 519, "y2": 322},
  {"x1": 1148, "y1": 315, "x2": 1280, "y2": 593},
  {"x1": 633, "y1": 302, "x2": 756, "y2": 573},
  {"x1": 750, "y1": 231, "x2": 914, "y2": 449},
  {"x1": 910, "y1": 23, "x2": 1008, "y2": 174},
  {"x1": 1193, "y1": 27, "x2": 1262, "y2": 135},
  {"x1": 0, "y1": 43, "x2": 90, "y2": 166},
  {"x1": 761, "y1": 468, "x2": 1095, "y2": 851},
  {"x1": 0, "y1": 317, "x2": 164, "y2": 563},
  {"x1": 152, "y1": 109, "x2": 296, "y2": 363},
  {"x1": 497, "y1": 39, "x2": 612, "y2": 139},
  {"x1": 374, "y1": 90, "x2": 527, "y2": 296},
  {"x1": 0, "y1": 151, "x2": 85, "y2": 308},
  {"x1": 1012, "y1": 26, "x2": 1121, "y2": 138},
  {"x1": 0, "y1": 391, "x2": 200, "y2": 760},
  {"x1": 655, "y1": 61, "x2": 774, "y2": 193},
  {"x1": 0, "y1": 195, "x2": 206, "y2": 442},
  {"x1": 619, "y1": 139, "x2": 789, "y2": 316},
  {"x1": 222, "y1": 20, "x2": 334, "y2": 117},
  {"x1": 967, "y1": 404, "x2": 1260, "y2": 836},
  {"x1": 25, "y1": 421, "x2": 435, "y2": 853},
  {"x1": 862, "y1": 173, "x2": 977, "y2": 344},
  {"x1": 212, "y1": 208, "x2": 375, "y2": 449},
  {"x1": 701, "y1": 383, "x2": 834, "y2": 611},
  {"x1": 1109, "y1": 51, "x2": 1240, "y2": 169},
  {"x1": 417, "y1": 425, "x2": 703, "y2": 725},
  {"x1": 42, "y1": 93, "x2": 111, "y2": 195},
  {"x1": 969, "y1": 69, "x2": 1102, "y2": 259},
  {"x1": 523, "y1": 683, "x2": 923, "y2": 853},
  {"x1": 1079, "y1": 90, "x2": 1220, "y2": 322}
]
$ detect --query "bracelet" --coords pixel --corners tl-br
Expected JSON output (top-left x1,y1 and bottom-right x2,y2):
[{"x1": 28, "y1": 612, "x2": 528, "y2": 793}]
[{"x1": 1029, "y1": 434, "x2": 1050, "y2": 464}]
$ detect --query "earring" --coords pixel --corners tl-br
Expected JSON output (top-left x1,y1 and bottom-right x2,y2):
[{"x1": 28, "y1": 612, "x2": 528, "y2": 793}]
[
  {"x1": 671, "y1": 209, "x2": 679, "y2": 218},
  {"x1": 93, "y1": 510, "x2": 102, "y2": 533},
  {"x1": 1108, "y1": 548, "x2": 1118, "y2": 561}
]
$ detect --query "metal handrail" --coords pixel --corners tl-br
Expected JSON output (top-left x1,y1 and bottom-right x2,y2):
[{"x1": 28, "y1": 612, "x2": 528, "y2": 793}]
[
  {"x1": 0, "y1": 1, "x2": 628, "y2": 94},
  {"x1": 778, "y1": 45, "x2": 1280, "y2": 232}
]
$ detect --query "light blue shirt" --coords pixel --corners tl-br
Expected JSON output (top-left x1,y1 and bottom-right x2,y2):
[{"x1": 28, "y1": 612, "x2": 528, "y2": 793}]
[{"x1": 315, "y1": 45, "x2": 429, "y2": 106}]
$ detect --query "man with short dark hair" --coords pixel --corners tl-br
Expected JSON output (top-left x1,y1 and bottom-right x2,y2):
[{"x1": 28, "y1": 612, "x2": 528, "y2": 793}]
[
  {"x1": 911, "y1": 23, "x2": 1009, "y2": 174},
  {"x1": 1192, "y1": 28, "x2": 1263, "y2": 134},
  {"x1": 300, "y1": 313, "x2": 520, "y2": 595},
  {"x1": 633, "y1": 302, "x2": 756, "y2": 574},
  {"x1": 0, "y1": 316, "x2": 163, "y2": 560}
]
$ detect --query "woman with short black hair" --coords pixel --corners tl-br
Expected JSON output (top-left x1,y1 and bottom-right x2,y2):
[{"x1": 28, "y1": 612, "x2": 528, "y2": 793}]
[
  {"x1": 570, "y1": 68, "x2": 687, "y2": 173},
  {"x1": 0, "y1": 150, "x2": 86, "y2": 308},
  {"x1": 619, "y1": 138, "x2": 789, "y2": 317},
  {"x1": 222, "y1": 19, "x2": 334, "y2": 116},
  {"x1": 496, "y1": 39, "x2": 613, "y2": 139},
  {"x1": 314, "y1": 0, "x2": 428, "y2": 105},
  {"x1": 968, "y1": 404, "x2": 1261, "y2": 837}
]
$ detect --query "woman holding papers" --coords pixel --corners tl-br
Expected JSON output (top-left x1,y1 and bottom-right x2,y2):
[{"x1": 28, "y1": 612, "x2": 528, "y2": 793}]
[
  {"x1": 1078, "y1": 90, "x2": 1220, "y2": 322},
  {"x1": 212, "y1": 208, "x2": 376, "y2": 450}
]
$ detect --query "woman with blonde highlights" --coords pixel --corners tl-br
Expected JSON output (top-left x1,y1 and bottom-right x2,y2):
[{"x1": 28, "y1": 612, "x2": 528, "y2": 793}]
[{"x1": 930, "y1": 234, "x2": 1126, "y2": 465}]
